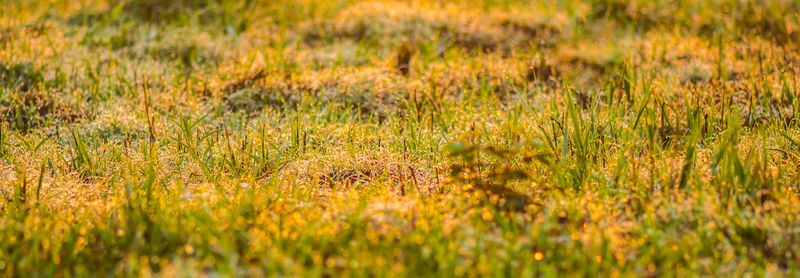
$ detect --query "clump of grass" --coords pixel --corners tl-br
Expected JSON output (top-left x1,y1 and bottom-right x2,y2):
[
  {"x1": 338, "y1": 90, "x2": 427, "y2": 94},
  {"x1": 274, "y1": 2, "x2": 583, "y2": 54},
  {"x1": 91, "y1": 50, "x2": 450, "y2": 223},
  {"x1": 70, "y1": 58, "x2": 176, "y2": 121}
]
[
  {"x1": 0, "y1": 89, "x2": 84, "y2": 132},
  {"x1": 0, "y1": 62, "x2": 43, "y2": 92},
  {"x1": 0, "y1": 62, "x2": 73, "y2": 130},
  {"x1": 587, "y1": 0, "x2": 800, "y2": 43},
  {"x1": 78, "y1": 0, "x2": 253, "y2": 28},
  {"x1": 526, "y1": 55, "x2": 557, "y2": 83},
  {"x1": 394, "y1": 39, "x2": 413, "y2": 76},
  {"x1": 297, "y1": 1, "x2": 566, "y2": 53},
  {"x1": 0, "y1": 91, "x2": 54, "y2": 131},
  {"x1": 216, "y1": 64, "x2": 406, "y2": 121}
]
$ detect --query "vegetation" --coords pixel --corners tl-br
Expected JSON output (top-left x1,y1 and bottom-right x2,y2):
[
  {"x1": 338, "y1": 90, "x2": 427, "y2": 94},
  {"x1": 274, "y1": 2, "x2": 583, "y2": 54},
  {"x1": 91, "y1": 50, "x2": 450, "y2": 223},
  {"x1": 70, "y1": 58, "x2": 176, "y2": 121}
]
[{"x1": 1, "y1": 0, "x2": 799, "y2": 276}]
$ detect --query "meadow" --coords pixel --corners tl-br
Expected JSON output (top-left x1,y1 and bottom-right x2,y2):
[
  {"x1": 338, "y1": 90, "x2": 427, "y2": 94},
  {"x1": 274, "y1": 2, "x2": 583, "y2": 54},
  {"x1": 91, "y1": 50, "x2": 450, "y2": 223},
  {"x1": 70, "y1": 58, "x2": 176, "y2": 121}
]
[{"x1": 1, "y1": 0, "x2": 800, "y2": 276}]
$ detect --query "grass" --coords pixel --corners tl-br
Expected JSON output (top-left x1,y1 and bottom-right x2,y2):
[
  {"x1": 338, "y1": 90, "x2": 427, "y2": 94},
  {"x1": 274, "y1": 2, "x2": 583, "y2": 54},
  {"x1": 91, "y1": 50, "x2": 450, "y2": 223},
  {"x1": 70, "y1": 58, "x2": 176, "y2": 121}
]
[{"x1": 1, "y1": 0, "x2": 799, "y2": 276}]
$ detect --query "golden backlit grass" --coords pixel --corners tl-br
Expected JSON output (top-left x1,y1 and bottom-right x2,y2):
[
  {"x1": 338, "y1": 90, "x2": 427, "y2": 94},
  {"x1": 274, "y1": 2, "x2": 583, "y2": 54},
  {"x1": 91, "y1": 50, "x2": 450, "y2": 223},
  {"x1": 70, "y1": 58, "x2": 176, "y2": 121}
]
[{"x1": 1, "y1": 0, "x2": 800, "y2": 276}]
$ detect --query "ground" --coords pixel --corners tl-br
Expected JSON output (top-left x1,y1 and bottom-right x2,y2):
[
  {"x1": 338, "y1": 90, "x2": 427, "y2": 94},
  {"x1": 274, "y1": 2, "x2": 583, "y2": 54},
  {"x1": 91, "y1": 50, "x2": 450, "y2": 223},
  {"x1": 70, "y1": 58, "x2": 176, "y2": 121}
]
[{"x1": 1, "y1": 0, "x2": 799, "y2": 276}]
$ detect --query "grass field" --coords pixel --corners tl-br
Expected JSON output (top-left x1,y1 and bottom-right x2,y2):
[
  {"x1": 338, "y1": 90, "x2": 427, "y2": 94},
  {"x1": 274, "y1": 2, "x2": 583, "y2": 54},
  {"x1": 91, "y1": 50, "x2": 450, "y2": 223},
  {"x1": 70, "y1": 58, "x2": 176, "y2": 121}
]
[{"x1": 1, "y1": 0, "x2": 800, "y2": 276}]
